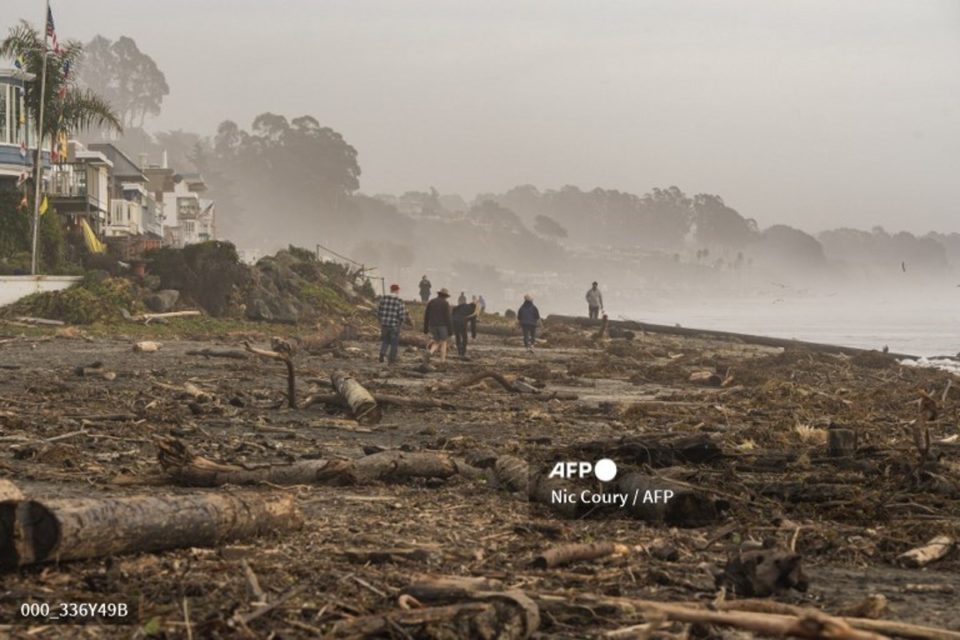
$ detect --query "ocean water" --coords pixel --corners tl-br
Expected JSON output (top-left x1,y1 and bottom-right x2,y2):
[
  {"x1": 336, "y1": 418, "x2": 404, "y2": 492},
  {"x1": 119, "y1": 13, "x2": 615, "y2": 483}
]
[{"x1": 617, "y1": 291, "x2": 959, "y2": 360}]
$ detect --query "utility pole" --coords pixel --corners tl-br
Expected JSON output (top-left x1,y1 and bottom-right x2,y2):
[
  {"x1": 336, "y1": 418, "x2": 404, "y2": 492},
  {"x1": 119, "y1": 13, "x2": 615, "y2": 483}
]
[{"x1": 30, "y1": 0, "x2": 52, "y2": 275}]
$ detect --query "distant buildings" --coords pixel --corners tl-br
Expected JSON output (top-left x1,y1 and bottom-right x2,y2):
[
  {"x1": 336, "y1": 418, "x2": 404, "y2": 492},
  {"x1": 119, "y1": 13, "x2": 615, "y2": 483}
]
[
  {"x1": 2, "y1": 66, "x2": 217, "y2": 261},
  {"x1": 57, "y1": 141, "x2": 216, "y2": 256}
]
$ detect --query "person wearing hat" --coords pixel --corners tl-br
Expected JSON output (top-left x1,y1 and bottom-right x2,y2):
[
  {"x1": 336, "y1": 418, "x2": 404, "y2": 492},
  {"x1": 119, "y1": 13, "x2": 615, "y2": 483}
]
[
  {"x1": 423, "y1": 288, "x2": 454, "y2": 362},
  {"x1": 517, "y1": 294, "x2": 541, "y2": 352},
  {"x1": 586, "y1": 282, "x2": 604, "y2": 320},
  {"x1": 376, "y1": 283, "x2": 412, "y2": 364}
]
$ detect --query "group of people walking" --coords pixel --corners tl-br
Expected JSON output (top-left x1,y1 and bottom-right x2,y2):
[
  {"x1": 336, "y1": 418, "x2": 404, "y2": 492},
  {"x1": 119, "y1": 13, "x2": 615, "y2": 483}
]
[{"x1": 376, "y1": 276, "x2": 604, "y2": 364}]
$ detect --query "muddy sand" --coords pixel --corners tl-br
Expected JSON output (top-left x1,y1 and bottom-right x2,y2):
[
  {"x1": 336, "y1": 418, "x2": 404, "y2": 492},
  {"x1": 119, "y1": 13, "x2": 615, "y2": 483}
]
[{"x1": 0, "y1": 321, "x2": 959, "y2": 638}]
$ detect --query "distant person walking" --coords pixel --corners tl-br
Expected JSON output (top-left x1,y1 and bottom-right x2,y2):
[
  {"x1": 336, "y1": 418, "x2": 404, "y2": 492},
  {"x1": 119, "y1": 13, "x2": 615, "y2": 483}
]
[
  {"x1": 586, "y1": 282, "x2": 604, "y2": 320},
  {"x1": 457, "y1": 291, "x2": 467, "y2": 305},
  {"x1": 376, "y1": 283, "x2": 411, "y2": 364},
  {"x1": 423, "y1": 288, "x2": 453, "y2": 362},
  {"x1": 517, "y1": 294, "x2": 541, "y2": 352},
  {"x1": 469, "y1": 296, "x2": 481, "y2": 338},
  {"x1": 477, "y1": 295, "x2": 486, "y2": 314},
  {"x1": 419, "y1": 275, "x2": 432, "y2": 303},
  {"x1": 452, "y1": 299, "x2": 479, "y2": 358}
]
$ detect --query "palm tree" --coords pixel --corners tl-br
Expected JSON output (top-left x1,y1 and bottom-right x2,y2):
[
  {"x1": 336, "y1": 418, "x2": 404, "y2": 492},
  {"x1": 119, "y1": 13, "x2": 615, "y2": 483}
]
[{"x1": 1, "y1": 21, "x2": 122, "y2": 150}]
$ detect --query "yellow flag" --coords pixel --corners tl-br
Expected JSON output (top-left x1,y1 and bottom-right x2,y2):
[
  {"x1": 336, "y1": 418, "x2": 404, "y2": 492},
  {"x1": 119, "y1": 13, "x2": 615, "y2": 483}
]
[
  {"x1": 38, "y1": 195, "x2": 49, "y2": 216},
  {"x1": 81, "y1": 219, "x2": 106, "y2": 254}
]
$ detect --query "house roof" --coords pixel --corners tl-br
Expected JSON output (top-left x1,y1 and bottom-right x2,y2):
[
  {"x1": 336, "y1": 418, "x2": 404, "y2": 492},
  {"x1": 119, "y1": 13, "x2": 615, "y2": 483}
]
[
  {"x1": 0, "y1": 68, "x2": 35, "y2": 86},
  {"x1": 87, "y1": 143, "x2": 146, "y2": 181}
]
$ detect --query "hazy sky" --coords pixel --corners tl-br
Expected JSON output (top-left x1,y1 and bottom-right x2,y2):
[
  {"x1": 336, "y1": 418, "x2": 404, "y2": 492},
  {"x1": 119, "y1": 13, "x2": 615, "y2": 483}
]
[{"x1": 4, "y1": 1, "x2": 959, "y2": 233}]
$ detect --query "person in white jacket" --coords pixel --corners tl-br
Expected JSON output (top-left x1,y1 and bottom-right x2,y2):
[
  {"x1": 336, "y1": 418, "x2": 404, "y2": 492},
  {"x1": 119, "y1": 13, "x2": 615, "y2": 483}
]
[{"x1": 585, "y1": 282, "x2": 604, "y2": 319}]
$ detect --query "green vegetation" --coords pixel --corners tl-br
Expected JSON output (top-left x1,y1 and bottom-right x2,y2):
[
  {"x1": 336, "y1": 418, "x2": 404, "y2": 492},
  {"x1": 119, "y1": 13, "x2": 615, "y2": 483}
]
[
  {"x1": 3, "y1": 273, "x2": 141, "y2": 324},
  {"x1": 148, "y1": 241, "x2": 248, "y2": 317}
]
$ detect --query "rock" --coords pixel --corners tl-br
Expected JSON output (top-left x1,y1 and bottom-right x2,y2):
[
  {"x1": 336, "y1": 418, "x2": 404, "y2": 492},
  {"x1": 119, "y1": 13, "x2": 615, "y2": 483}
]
[
  {"x1": 244, "y1": 292, "x2": 300, "y2": 324},
  {"x1": 144, "y1": 289, "x2": 180, "y2": 313}
]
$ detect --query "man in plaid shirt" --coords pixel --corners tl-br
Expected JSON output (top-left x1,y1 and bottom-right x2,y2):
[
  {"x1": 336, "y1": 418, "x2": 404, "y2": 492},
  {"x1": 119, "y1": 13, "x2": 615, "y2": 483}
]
[{"x1": 377, "y1": 284, "x2": 411, "y2": 364}]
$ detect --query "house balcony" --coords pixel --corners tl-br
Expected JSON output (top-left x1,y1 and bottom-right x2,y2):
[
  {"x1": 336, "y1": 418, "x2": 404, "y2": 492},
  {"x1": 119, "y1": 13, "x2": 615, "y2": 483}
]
[{"x1": 48, "y1": 163, "x2": 107, "y2": 217}]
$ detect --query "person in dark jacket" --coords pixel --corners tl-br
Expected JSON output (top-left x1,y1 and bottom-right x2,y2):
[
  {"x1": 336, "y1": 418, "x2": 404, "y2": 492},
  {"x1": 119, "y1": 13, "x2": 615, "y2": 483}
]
[
  {"x1": 423, "y1": 288, "x2": 453, "y2": 362},
  {"x1": 452, "y1": 300, "x2": 479, "y2": 358},
  {"x1": 517, "y1": 294, "x2": 541, "y2": 351},
  {"x1": 418, "y1": 276, "x2": 432, "y2": 303}
]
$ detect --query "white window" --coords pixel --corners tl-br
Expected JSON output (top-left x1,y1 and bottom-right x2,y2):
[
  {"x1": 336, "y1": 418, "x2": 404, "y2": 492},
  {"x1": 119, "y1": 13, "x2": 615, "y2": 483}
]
[{"x1": 0, "y1": 85, "x2": 8, "y2": 145}]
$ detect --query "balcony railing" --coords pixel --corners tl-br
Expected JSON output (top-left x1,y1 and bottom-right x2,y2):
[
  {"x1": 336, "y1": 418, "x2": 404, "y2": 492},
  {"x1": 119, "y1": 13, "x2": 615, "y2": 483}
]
[{"x1": 48, "y1": 164, "x2": 88, "y2": 199}]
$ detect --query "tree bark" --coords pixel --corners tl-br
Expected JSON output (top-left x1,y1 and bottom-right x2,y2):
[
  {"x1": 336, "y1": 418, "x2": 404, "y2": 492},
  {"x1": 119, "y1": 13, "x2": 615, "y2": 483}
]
[
  {"x1": 896, "y1": 535, "x2": 954, "y2": 568},
  {"x1": 532, "y1": 542, "x2": 628, "y2": 569},
  {"x1": 158, "y1": 438, "x2": 458, "y2": 487},
  {"x1": 0, "y1": 491, "x2": 301, "y2": 568},
  {"x1": 828, "y1": 428, "x2": 858, "y2": 457},
  {"x1": 443, "y1": 370, "x2": 520, "y2": 393},
  {"x1": 0, "y1": 480, "x2": 23, "y2": 502},
  {"x1": 331, "y1": 370, "x2": 382, "y2": 425}
]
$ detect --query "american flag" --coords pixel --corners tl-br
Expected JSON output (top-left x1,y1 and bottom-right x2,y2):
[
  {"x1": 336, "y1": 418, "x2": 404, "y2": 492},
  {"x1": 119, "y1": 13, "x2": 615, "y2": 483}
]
[{"x1": 46, "y1": 6, "x2": 61, "y2": 55}]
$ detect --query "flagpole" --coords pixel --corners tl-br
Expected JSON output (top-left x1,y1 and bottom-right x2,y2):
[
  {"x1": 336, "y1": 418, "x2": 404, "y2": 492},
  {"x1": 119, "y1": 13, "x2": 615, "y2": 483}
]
[{"x1": 30, "y1": 0, "x2": 51, "y2": 275}]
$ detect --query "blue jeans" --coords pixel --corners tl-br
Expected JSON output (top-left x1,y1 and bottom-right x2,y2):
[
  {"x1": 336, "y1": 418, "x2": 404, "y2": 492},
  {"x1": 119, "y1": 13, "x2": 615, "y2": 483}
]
[
  {"x1": 521, "y1": 324, "x2": 537, "y2": 348},
  {"x1": 380, "y1": 325, "x2": 400, "y2": 362}
]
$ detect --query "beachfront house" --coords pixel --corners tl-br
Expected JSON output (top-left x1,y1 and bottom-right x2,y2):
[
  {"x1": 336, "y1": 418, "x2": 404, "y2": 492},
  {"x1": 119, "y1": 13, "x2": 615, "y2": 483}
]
[
  {"x1": 158, "y1": 172, "x2": 215, "y2": 248},
  {"x1": 87, "y1": 143, "x2": 163, "y2": 258},
  {"x1": 0, "y1": 68, "x2": 37, "y2": 191},
  {"x1": 47, "y1": 141, "x2": 111, "y2": 233}
]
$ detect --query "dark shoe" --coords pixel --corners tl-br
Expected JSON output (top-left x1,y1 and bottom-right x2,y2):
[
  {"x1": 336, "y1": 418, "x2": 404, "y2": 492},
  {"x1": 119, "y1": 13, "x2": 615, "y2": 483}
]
[{"x1": 378, "y1": 354, "x2": 385, "y2": 363}]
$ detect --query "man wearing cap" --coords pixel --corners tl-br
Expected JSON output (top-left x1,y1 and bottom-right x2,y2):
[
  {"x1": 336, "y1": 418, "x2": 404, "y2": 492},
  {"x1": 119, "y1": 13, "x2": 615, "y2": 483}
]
[
  {"x1": 586, "y1": 282, "x2": 604, "y2": 320},
  {"x1": 423, "y1": 288, "x2": 454, "y2": 362},
  {"x1": 377, "y1": 284, "x2": 412, "y2": 364}
]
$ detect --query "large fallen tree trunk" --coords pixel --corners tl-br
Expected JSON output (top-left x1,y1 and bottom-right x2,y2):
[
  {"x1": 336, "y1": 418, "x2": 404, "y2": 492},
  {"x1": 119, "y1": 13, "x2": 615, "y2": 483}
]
[
  {"x1": 0, "y1": 491, "x2": 301, "y2": 568},
  {"x1": 158, "y1": 437, "x2": 459, "y2": 487},
  {"x1": 331, "y1": 370, "x2": 382, "y2": 425},
  {"x1": 0, "y1": 480, "x2": 23, "y2": 502},
  {"x1": 545, "y1": 315, "x2": 917, "y2": 359}
]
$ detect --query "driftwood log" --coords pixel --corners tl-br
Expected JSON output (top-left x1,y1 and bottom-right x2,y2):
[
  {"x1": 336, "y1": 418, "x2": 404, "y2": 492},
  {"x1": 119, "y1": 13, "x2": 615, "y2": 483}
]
[
  {"x1": 532, "y1": 542, "x2": 628, "y2": 569},
  {"x1": 158, "y1": 438, "x2": 459, "y2": 487},
  {"x1": 443, "y1": 370, "x2": 520, "y2": 393},
  {"x1": 245, "y1": 341, "x2": 296, "y2": 408},
  {"x1": 302, "y1": 392, "x2": 456, "y2": 411},
  {"x1": 186, "y1": 348, "x2": 249, "y2": 360},
  {"x1": 0, "y1": 491, "x2": 301, "y2": 568},
  {"x1": 0, "y1": 480, "x2": 23, "y2": 502},
  {"x1": 331, "y1": 370, "x2": 382, "y2": 425},
  {"x1": 896, "y1": 535, "x2": 955, "y2": 568},
  {"x1": 545, "y1": 314, "x2": 917, "y2": 359}
]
